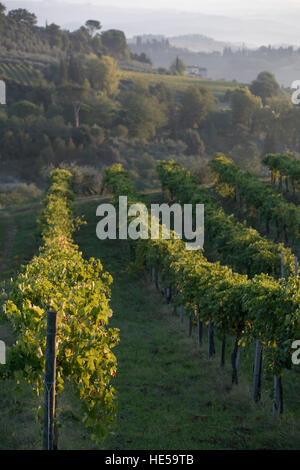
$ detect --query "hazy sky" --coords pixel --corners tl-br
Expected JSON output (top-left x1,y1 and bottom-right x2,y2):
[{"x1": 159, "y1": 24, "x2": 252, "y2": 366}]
[
  {"x1": 63, "y1": 0, "x2": 300, "y2": 15},
  {"x1": 4, "y1": 0, "x2": 300, "y2": 45}
]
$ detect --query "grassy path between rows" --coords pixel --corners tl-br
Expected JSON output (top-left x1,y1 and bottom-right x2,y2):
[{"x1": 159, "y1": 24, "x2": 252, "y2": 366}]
[
  {"x1": 1, "y1": 200, "x2": 300, "y2": 449},
  {"x1": 75, "y1": 200, "x2": 300, "y2": 450}
]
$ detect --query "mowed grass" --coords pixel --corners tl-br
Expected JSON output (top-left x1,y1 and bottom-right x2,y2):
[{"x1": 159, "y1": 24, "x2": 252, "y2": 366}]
[
  {"x1": 0, "y1": 208, "x2": 40, "y2": 282},
  {"x1": 1, "y1": 198, "x2": 300, "y2": 449},
  {"x1": 120, "y1": 70, "x2": 239, "y2": 98}
]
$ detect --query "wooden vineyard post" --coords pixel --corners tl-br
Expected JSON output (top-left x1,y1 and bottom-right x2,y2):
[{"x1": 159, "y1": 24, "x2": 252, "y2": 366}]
[
  {"x1": 220, "y1": 336, "x2": 226, "y2": 368},
  {"x1": 279, "y1": 175, "x2": 283, "y2": 192},
  {"x1": 295, "y1": 256, "x2": 298, "y2": 277},
  {"x1": 172, "y1": 289, "x2": 178, "y2": 316},
  {"x1": 273, "y1": 376, "x2": 283, "y2": 417},
  {"x1": 151, "y1": 267, "x2": 155, "y2": 283},
  {"x1": 208, "y1": 320, "x2": 215, "y2": 358},
  {"x1": 161, "y1": 278, "x2": 165, "y2": 297},
  {"x1": 43, "y1": 309, "x2": 58, "y2": 450},
  {"x1": 231, "y1": 343, "x2": 240, "y2": 385},
  {"x1": 180, "y1": 305, "x2": 184, "y2": 324},
  {"x1": 285, "y1": 176, "x2": 289, "y2": 194},
  {"x1": 272, "y1": 252, "x2": 285, "y2": 416},
  {"x1": 197, "y1": 306, "x2": 203, "y2": 346},
  {"x1": 231, "y1": 323, "x2": 242, "y2": 385},
  {"x1": 155, "y1": 267, "x2": 159, "y2": 290},
  {"x1": 252, "y1": 340, "x2": 263, "y2": 403},
  {"x1": 188, "y1": 314, "x2": 193, "y2": 337},
  {"x1": 166, "y1": 287, "x2": 171, "y2": 304}
]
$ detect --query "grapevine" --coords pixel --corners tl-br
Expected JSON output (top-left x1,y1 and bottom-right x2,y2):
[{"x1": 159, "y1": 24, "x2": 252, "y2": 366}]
[
  {"x1": 1, "y1": 169, "x2": 119, "y2": 446},
  {"x1": 104, "y1": 164, "x2": 300, "y2": 380}
]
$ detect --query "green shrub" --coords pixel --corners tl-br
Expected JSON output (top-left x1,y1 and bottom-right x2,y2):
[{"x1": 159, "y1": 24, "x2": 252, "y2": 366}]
[{"x1": 0, "y1": 183, "x2": 43, "y2": 208}]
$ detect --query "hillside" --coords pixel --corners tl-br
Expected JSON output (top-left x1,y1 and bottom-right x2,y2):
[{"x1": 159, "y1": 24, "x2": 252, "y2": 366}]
[
  {"x1": 0, "y1": 2, "x2": 132, "y2": 68},
  {"x1": 120, "y1": 70, "x2": 238, "y2": 98},
  {"x1": 0, "y1": 59, "x2": 42, "y2": 84}
]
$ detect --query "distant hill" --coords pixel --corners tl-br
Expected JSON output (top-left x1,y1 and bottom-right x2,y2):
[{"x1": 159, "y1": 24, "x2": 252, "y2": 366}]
[
  {"x1": 168, "y1": 35, "x2": 242, "y2": 53},
  {"x1": 2, "y1": 1, "x2": 300, "y2": 86},
  {"x1": 129, "y1": 37, "x2": 300, "y2": 86}
]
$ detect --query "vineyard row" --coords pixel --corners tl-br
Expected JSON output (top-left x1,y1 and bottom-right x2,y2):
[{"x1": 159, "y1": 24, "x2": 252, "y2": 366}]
[
  {"x1": 104, "y1": 163, "x2": 300, "y2": 414},
  {"x1": 210, "y1": 154, "x2": 300, "y2": 249},
  {"x1": 1, "y1": 169, "x2": 119, "y2": 447}
]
